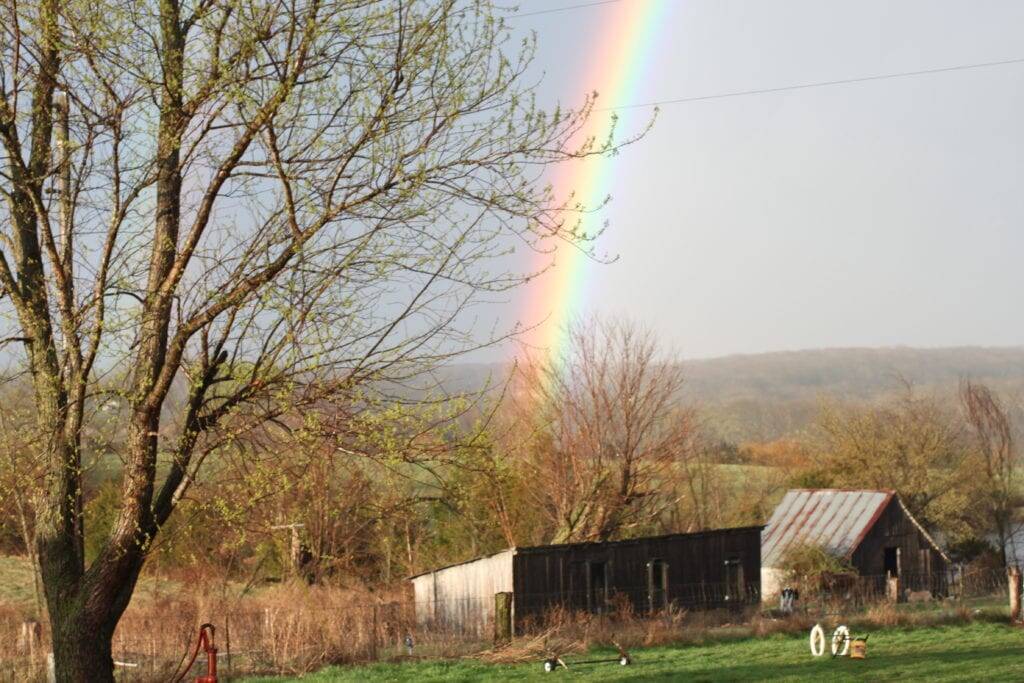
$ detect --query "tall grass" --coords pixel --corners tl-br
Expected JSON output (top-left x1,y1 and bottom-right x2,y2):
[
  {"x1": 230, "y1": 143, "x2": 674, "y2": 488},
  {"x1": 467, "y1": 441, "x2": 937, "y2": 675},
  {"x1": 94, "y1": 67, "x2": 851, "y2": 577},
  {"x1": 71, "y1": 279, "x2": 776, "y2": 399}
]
[{"x1": 0, "y1": 570, "x2": 1012, "y2": 682}]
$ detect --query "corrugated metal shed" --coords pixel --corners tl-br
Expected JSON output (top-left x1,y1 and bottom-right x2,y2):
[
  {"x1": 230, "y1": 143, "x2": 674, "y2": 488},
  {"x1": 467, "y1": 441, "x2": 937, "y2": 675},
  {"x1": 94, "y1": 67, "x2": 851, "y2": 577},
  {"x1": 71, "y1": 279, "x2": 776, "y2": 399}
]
[
  {"x1": 761, "y1": 489, "x2": 894, "y2": 568},
  {"x1": 410, "y1": 548, "x2": 515, "y2": 632}
]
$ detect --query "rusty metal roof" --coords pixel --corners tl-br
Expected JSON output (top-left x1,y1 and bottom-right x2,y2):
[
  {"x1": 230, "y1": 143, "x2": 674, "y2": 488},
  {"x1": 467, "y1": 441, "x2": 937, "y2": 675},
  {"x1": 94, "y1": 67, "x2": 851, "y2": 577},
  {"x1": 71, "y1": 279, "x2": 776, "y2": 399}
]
[{"x1": 761, "y1": 489, "x2": 895, "y2": 567}]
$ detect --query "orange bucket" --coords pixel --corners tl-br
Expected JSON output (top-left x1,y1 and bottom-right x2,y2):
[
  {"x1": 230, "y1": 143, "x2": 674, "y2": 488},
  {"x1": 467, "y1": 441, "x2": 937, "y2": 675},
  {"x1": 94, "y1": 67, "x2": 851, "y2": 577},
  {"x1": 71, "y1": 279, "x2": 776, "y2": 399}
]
[{"x1": 850, "y1": 638, "x2": 867, "y2": 659}]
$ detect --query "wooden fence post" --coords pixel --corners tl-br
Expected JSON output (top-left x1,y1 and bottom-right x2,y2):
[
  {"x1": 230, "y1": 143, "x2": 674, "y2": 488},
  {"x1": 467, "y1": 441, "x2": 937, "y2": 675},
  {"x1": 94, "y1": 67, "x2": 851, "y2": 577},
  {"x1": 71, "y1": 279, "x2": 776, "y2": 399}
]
[
  {"x1": 225, "y1": 613, "x2": 233, "y2": 678},
  {"x1": 1008, "y1": 566, "x2": 1022, "y2": 622},
  {"x1": 886, "y1": 575, "x2": 900, "y2": 603},
  {"x1": 370, "y1": 604, "x2": 379, "y2": 661},
  {"x1": 494, "y1": 592, "x2": 512, "y2": 646},
  {"x1": 17, "y1": 620, "x2": 40, "y2": 662}
]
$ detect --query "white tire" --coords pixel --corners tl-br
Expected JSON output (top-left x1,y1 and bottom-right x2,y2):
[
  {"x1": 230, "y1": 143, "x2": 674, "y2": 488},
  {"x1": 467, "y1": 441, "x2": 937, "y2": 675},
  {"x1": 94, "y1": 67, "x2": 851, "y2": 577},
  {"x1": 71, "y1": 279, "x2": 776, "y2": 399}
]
[
  {"x1": 809, "y1": 623, "x2": 826, "y2": 657},
  {"x1": 544, "y1": 660, "x2": 555, "y2": 672},
  {"x1": 620, "y1": 656, "x2": 630, "y2": 666},
  {"x1": 831, "y1": 625, "x2": 850, "y2": 657}
]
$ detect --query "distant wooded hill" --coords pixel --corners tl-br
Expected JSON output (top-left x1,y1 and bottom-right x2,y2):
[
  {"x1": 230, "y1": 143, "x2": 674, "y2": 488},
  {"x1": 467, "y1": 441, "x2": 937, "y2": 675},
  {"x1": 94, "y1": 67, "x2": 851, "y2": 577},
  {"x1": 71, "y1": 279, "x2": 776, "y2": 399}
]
[
  {"x1": 687, "y1": 346, "x2": 1024, "y2": 442},
  {"x1": 438, "y1": 347, "x2": 1024, "y2": 442}
]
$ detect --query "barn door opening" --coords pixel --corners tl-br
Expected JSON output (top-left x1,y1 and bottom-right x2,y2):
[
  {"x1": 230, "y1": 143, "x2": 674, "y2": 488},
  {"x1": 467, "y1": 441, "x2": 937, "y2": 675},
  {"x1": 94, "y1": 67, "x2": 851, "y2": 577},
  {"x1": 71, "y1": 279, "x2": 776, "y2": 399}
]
[
  {"x1": 723, "y1": 557, "x2": 744, "y2": 604},
  {"x1": 587, "y1": 561, "x2": 607, "y2": 613},
  {"x1": 884, "y1": 547, "x2": 901, "y2": 577},
  {"x1": 647, "y1": 559, "x2": 669, "y2": 613},
  {"x1": 568, "y1": 561, "x2": 588, "y2": 611}
]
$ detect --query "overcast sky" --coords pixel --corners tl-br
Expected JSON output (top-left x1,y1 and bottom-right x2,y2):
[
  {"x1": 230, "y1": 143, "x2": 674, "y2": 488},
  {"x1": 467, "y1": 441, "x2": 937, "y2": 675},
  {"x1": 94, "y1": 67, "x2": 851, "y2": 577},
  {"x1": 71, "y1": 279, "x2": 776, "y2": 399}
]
[{"x1": 480, "y1": 0, "x2": 1024, "y2": 360}]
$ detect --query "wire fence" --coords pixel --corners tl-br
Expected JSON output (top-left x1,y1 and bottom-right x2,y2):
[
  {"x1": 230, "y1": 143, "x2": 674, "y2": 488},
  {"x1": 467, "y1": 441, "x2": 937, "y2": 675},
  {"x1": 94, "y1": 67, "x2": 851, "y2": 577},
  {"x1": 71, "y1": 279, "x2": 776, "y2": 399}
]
[
  {"x1": 767, "y1": 566, "x2": 1008, "y2": 617},
  {"x1": 0, "y1": 566, "x2": 1011, "y2": 682}
]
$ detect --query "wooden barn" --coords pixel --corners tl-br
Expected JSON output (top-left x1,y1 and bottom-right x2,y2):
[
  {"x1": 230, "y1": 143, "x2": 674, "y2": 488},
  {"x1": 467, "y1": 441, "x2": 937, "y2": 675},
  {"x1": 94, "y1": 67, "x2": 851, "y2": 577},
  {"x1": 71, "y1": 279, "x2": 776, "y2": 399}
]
[
  {"x1": 761, "y1": 489, "x2": 950, "y2": 599},
  {"x1": 409, "y1": 526, "x2": 762, "y2": 633}
]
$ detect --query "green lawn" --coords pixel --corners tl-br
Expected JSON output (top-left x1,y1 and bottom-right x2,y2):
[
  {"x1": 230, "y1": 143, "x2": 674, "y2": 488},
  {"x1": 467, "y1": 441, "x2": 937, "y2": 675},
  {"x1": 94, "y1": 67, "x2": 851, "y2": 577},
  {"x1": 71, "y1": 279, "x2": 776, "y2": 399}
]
[
  {"x1": 0, "y1": 555, "x2": 41, "y2": 607},
  {"x1": 244, "y1": 621, "x2": 1024, "y2": 682},
  {"x1": 0, "y1": 554, "x2": 184, "y2": 611}
]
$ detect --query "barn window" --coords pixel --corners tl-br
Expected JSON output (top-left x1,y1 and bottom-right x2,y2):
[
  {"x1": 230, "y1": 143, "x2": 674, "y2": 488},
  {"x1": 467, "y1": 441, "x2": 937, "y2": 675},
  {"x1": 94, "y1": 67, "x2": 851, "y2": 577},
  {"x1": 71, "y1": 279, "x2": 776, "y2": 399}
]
[
  {"x1": 723, "y1": 557, "x2": 744, "y2": 603},
  {"x1": 647, "y1": 559, "x2": 669, "y2": 612},
  {"x1": 919, "y1": 547, "x2": 932, "y2": 578}
]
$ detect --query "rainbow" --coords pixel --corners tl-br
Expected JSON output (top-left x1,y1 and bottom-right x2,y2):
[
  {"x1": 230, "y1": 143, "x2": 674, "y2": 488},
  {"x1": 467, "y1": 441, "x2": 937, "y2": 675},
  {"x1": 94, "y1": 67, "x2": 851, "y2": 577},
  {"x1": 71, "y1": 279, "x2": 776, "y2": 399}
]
[{"x1": 517, "y1": 0, "x2": 670, "y2": 357}]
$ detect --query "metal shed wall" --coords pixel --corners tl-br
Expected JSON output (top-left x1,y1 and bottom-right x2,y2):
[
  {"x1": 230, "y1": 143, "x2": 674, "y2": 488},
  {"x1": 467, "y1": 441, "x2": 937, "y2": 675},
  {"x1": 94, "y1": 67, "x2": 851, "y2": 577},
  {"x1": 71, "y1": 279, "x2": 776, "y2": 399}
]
[{"x1": 410, "y1": 549, "x2": 514, "y2": 633}]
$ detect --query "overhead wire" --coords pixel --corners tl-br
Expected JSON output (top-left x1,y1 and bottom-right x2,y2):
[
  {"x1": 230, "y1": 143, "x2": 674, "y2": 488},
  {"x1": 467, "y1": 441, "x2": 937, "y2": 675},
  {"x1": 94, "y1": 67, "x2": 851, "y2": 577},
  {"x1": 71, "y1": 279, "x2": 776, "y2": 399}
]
[
  {"x1": 599, "y1": 56, "x2": 1024, "y2": 111},
  {"x1": 504, "y1": 1, "x2": 1024, "y2": 109},
  {"x1": 511, "y1": 0, "x2": 624, "y2": 19}
]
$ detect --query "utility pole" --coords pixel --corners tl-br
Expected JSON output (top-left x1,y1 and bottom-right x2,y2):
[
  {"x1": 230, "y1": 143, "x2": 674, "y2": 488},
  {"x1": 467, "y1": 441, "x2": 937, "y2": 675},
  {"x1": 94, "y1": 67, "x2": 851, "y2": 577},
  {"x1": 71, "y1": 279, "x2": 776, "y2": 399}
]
[{"x1": 270, "y1": 523, "x2": 306, "y2": 576}]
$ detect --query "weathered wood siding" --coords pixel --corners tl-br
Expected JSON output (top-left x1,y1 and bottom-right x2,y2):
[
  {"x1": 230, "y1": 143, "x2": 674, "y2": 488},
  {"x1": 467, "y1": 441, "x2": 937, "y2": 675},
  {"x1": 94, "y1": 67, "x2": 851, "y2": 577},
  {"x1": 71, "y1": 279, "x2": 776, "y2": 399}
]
[
  {"x1": 851, "y1": 498, "x2": 949, "y2": 595},
  {"x1": 512, "y1": 527, "x2": 762, "y2": 626},
  {"x1": 410, "y1": 549, "x2": 514, "y2": 633}
]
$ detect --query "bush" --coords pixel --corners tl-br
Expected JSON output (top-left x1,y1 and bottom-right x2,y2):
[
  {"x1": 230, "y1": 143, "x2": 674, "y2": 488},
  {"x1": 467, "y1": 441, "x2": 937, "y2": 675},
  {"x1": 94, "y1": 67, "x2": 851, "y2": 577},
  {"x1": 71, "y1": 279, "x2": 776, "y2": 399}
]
[
  {"x1": 946, "y1": 537, "x2": 997, "y2": 564},
  {"x1": 777, "y1": 543, "x2": 856, "y2": 595}
]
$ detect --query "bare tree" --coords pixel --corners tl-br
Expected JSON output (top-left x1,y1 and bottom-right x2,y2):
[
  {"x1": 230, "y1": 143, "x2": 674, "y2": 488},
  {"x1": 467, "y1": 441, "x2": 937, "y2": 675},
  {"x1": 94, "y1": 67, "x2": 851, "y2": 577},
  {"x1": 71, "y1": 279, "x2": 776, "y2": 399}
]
[
  {"x1": 0, "y1": 1, "x2": 637, "y2": 678},
  {"x1": 960, "y1": 380, "x2": 1021, "y2": 567},
  {"x1": 504, "y1": 317, "x2": 693, "y2": 544},
  {"x1": 671, "y1": 435, "x2": 727, "y2": 532},
  {"x1": 816, "y1": 388, "x2": 970, "y2": 532}
]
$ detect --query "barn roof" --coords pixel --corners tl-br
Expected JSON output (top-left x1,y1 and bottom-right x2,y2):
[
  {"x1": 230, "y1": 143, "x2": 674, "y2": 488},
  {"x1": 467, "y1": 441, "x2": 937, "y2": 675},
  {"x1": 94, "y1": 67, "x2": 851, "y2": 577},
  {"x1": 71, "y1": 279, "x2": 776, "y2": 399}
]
[{"x1": 761, "y1": 489, "x2": 896, "y2": 567}]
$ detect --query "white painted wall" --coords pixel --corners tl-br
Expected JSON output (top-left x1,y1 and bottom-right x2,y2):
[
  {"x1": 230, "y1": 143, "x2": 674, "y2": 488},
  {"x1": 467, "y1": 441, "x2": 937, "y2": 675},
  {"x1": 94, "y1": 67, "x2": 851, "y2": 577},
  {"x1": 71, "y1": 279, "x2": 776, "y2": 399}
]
[
  {"x1": 761, "y1": 567, "x2": 786, "y2": 601},
  {"x1": 411, "y1": 549, "x2": 515, "y2": 633}
]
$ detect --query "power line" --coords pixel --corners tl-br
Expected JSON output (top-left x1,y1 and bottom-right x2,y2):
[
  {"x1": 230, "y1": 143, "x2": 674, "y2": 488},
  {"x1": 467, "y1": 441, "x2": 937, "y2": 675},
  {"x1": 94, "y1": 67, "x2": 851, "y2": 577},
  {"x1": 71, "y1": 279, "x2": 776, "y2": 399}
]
[
  {"x1": 597, "y1": 56, "x2": 1024, "y2": 112},
  {"x1": 512, "y1": 0, "x2": 624, "y2": 19},
  {"x1": 505, "y1": 4, "x2": 1024, "y2": 109}
]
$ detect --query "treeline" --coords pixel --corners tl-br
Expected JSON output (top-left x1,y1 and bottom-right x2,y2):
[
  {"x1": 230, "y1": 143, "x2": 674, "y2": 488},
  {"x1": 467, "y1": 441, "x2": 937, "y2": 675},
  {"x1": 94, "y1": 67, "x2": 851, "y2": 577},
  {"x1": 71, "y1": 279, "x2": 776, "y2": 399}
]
[
  {"x1": 440, "y1": 347, "x2": 1024, "y2": 443},
  {"x1": 0, "y1": 320, "x2": 1020, "y2": 600}
]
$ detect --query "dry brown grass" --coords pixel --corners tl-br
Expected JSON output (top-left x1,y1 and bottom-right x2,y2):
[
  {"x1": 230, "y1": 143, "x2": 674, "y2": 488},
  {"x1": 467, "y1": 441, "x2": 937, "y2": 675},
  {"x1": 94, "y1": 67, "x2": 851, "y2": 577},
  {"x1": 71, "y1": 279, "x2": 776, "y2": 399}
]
[
  {"x1": 0, "y1": 581, "x2": 430, "y2": 682},
  {"x1": 477, "y1": 627, "x2": 586, "y2": 665},
  {"x1": 116, "y1": 582, "x2": 425, "y2": 679},
  {"x1": 0, "y1": 572, "x2": 1011, "y2": 682}
]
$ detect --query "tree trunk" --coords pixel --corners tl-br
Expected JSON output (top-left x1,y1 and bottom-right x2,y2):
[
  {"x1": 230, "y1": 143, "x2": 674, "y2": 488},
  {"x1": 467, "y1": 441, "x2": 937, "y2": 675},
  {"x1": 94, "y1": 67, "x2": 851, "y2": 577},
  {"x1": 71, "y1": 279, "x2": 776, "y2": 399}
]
[
  {"x1": 997, "y1": 522, "x2": 1009, "y2": 568},
  {"x1": 41, "y1": 511, "x2": 145, "y2": 683},
  {"x1": 49, "y1": 604, "x2": 117, "y2": 682}
]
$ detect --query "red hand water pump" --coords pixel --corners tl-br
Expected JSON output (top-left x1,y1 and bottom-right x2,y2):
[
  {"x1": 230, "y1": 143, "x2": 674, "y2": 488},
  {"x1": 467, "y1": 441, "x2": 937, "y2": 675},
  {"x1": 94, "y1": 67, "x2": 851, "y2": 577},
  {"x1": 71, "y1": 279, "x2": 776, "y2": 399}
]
[{"x1": 172, "y1": 622, "x2": 217, "y2": 683}]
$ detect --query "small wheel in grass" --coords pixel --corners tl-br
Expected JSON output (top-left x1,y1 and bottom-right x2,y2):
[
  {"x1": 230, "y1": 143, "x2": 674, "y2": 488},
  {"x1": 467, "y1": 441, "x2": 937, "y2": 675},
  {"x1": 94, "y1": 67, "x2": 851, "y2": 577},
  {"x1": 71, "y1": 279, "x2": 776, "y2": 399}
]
[
  {"x1": 809, "y1": 623, "x2": 826, "y2": 657},
  {"x1": 619, "y1": 655, "x2": 631, "y2": 666},
  {"x1": 543, "y1": 659, "x2": 556, "y2": 672},
  {"x1": 831, "y1": 625, "x2": 850, "y2": 657}
]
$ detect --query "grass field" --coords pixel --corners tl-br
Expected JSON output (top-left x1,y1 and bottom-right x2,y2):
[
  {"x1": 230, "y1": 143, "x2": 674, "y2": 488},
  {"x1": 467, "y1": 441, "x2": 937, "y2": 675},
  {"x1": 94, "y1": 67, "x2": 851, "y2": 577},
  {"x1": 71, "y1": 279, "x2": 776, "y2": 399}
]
[
  {"x1": 0, "y1": 555, "x2": 40, "y2": 607},
  {"x1": 0, "y1": 554, "x2": 185, "y2": 612},
  {"x1": 244, "y1": 621, "x2": 1024, "y2": 682}
]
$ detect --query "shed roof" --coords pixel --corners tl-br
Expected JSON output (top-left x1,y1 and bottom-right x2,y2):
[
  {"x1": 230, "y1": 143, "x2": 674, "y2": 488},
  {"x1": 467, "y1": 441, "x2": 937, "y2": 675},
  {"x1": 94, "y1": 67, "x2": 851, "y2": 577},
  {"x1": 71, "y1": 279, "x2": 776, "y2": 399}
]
[
  {"x1": 408, "y1": 525, "x2": 764, "y2": 580},
  {"x1": 516, "y1": 525, "x2": 764, "y2": 556},
  {"x1": 407, "y1": 548, "x2": 514, "y2": 580},
  {"x1": 761, "y1": 489, "x2": 895, "y2": 567}
]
